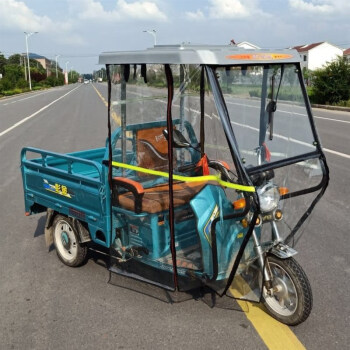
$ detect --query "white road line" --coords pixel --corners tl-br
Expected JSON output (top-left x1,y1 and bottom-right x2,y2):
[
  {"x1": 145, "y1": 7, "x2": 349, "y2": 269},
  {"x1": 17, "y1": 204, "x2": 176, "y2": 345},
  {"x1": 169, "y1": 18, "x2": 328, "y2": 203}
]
[
  {"x1": 231, "y1": 120, "x2": 350, "y2": 160},
  {"x1": 314, "y1": 115, "x2": 350, "y2": 124},
  {"x1": 323, "y1": 148, "x2": 350, "y2": 159},
  {"x1": 1, "y1": 89, "x2": 61, "y2": 106},
  {"x1": 0, "y1": 85, "x2": 81, "y2": 138},
  {"x1": 227, "y1": 100, "x2": 350, "y2": 123}
]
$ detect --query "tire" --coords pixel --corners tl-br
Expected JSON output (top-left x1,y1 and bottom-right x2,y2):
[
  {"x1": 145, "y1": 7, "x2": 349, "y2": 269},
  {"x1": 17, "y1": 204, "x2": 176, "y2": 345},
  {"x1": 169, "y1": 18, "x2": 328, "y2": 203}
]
[
  {"x1": 53, "y1": 215, "x2": 88, "y2": 267},
  {"x1": 262, "y1": 255, "x2": 312, "y2": 326}
]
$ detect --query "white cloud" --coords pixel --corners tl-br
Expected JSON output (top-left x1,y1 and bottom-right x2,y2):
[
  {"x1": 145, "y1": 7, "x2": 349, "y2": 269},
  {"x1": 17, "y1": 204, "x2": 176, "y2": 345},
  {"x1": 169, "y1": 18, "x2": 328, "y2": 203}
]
[
  {"x1": 289, "y1": 0, "x2": 350, "y2": 15},
  {"x1": 209, "y1": 0, "x2": 250, "y2": 18},
  {"x1": 0, "y1": 0, "x2": 54, "y2": 32},
  {"x1": 72, "y1": 0, "x2": 167, "y2": 22},
  {"x1": 186, "y1": 0, "x2": 268, "y2": 21},
  {"x1": 185, "y1": 9, "x2": 205, "y2": 21},
  {"x1": 117, "y1": 0, "x2": 167, "y2": 21},
  {"x1": 0, "y1": 0, "x2": 85, "y2": 45},
  {"x1": 289, "y1": 0, "x2": 333, "y2": 14}
]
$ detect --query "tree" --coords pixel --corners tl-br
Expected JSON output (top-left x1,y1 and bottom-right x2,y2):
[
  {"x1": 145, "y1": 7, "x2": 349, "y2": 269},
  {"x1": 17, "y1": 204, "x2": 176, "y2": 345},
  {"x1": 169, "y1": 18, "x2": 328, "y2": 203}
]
[
  {"x1": 0, "y1": 64, "x2": 25, "y2": 92},
  {"x1": 4, "y1": 64, "x2": 23, "y2": 82},
  {"x1": 0, "y1": 52, "x2": 7, "y2": 75},
  {"x1": 8, "y1": 54, "x2": 22, "y2": 65},
  {"x1": 69, "y1": 70, "x2": 80, "y2": 83},
  {"x1": 311, "y1": 56, "x2": 350, "y2": 104},
  {"x1": 45, "y1": 72, "x2": 65, "y2": 87}
]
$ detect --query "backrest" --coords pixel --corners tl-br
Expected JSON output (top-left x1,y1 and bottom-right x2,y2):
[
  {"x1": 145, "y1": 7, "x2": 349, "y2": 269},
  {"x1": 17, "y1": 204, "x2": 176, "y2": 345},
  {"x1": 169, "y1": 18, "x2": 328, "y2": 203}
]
[{"x1": 136, "y1": 126, "x2": 170, "y2": 176}]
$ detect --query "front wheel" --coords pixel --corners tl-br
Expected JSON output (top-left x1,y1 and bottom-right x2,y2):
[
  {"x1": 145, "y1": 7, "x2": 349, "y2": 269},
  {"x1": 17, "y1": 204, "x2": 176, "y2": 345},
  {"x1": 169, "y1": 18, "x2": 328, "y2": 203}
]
[
  {"x1": 53, "y1": 215, "x2": 88, "y2": 267},
  {"x1": 262, "y1": 255, "x2": 312, "y2": 326}
]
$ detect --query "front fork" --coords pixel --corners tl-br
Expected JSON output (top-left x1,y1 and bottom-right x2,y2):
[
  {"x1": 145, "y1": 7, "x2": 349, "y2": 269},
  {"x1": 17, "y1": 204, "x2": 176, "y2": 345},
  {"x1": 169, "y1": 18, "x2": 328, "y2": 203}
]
[
  {"x1": 252, "y1": 229, "x2": 273, "y2": 290},
  {"x1": 252, "y1": 221, "x2": 297, "y2": 292}
]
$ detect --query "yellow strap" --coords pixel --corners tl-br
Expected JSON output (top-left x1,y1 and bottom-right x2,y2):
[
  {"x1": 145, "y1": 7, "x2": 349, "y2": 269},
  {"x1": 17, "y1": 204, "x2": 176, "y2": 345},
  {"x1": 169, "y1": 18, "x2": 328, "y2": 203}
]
[{"x1": 111, "y1": 161, "x2": 255, "y2": 193}]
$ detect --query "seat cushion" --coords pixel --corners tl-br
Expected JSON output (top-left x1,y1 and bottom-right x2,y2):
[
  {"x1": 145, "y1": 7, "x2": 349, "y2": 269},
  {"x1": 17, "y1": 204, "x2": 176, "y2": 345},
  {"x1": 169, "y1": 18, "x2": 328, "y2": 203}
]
[{"x1": 118, "y1": 181, "x2": 207, "y2": 213}]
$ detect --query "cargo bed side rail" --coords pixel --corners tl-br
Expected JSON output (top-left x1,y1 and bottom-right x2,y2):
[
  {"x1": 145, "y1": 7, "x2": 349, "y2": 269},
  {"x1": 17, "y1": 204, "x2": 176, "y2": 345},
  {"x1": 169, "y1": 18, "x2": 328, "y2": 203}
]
[{"x1": 21, "y1": 147, "x2": 103, "y2": 182}]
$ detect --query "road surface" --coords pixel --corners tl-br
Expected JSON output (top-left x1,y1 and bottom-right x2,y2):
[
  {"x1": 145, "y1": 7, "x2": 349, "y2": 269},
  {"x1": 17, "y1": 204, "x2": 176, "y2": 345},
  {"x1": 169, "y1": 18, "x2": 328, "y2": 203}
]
[{"x1": 0, "y1": 83, "x2": 349, "y2": 349}]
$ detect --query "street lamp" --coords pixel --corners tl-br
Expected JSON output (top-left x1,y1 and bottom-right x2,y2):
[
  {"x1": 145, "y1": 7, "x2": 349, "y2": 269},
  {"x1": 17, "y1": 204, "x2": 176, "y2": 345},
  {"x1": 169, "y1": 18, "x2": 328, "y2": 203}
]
[
  {"x1": 55, "y1": 55, "x2": 60, "y2": 79},
  {"x1": 24, "y1": 32, "x2": 38, "y2": 90},
  {"x1": 143, "y1": 29, "x2": 157, "y2": 46}
]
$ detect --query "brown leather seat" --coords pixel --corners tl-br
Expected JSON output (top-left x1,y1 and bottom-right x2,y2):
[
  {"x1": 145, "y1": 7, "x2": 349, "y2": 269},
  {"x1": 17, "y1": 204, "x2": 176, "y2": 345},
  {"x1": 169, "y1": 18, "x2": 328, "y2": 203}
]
[{"x1": 119, "y1": 181, "x2": 206, "y2": 213}]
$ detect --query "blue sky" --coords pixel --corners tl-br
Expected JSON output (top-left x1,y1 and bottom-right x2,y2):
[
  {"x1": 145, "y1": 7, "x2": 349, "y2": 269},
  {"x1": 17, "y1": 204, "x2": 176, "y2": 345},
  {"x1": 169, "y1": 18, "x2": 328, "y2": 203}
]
[{"x1": 0, "y1": 0, "x2": 349, "y2": 73}]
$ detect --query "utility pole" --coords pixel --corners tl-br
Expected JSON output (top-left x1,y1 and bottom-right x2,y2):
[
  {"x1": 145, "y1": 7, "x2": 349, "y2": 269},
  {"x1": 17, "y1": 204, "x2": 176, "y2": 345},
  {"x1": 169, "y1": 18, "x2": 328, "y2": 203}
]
[
  {"x1": 55, "y1": 55, "x2": 60, "y2": 79},
  {"x1": 24, "y1": 32, "x2": 38, "y2": 90},
  {"x1": 23, "y1": 54, "x2": 27, "y2": 81}
]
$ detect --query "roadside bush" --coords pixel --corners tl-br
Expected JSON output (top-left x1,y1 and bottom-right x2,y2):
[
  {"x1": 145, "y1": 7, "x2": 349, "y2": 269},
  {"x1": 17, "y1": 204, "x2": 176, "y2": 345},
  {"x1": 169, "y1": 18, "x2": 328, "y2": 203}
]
[
  {"x1": 4, "y1": 64, "x2": 24, "y2": 83},
  {"x1": 310, "y1": 56, "x2": 350, "y2": 104},
  {"x1": 2, "y1": 88, "x2": 25, "y2": 96},
  {"x1": 16, "y1": 78, "x2": 28, "y2": 89},
  {"x1": 249, "y1": 90, "x2": 260, "y2": 98},
  {"x1": 44, "y1": 74, "x2": 65, "y2": 87},
  {"x1": 31, "y1": 71, "x2": 46, "y2": 83},
  {"x1": 0, "y1": 77, "x2": 13, "y2": 91}
]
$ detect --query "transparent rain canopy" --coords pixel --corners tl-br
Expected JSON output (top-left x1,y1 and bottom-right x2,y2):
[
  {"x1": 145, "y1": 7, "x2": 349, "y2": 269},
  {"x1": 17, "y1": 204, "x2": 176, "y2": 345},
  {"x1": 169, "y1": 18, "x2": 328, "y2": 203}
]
[
  {"x1": 107, "y1": 63, "x2": 247, "y2": 291},
  {"x1": 106, "y1": 61, "x2": 326, "y2": 299},
  {"x1": 216, "y1": 64, "x2": 317, "y2": 167},
  {"x1": 229, "y1": 157, "x2": 324, "y2": 301},
  {"x1": 108, "y1": 64, "x2": 177, "y2": 289}
]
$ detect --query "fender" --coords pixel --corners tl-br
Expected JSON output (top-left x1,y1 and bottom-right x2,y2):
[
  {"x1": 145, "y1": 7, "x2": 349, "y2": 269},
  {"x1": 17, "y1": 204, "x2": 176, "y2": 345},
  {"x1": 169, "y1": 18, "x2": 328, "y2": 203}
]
[
  {"x1": 44, "y1": 208, "x2": 56, "y2": 247},
  {"x1": 44, "y1": 208, "x2": 91, "y2": 247},
  {"x1": 269, "y1": 243, "x2": 298, "y2": 259}
]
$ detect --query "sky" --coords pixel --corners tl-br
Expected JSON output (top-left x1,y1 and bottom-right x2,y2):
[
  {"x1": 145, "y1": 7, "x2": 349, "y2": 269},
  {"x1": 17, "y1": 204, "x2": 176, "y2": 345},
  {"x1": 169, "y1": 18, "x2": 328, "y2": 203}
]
[{"x1": 0, "y1": 0, "x2": 349, "y2": 74}]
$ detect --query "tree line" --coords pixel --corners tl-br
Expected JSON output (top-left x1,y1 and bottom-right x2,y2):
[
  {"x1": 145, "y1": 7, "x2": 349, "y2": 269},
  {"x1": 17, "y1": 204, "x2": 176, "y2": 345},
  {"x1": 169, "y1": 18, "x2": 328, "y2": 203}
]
[{"x1": 0, "y1": 52, "x2": 80, "y2": 96}]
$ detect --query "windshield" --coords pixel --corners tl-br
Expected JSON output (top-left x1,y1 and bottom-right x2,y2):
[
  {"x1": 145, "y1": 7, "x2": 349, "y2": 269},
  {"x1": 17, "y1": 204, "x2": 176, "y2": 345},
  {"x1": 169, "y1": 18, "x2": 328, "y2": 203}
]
[{"x1": 215, "y1": 64, "x2": 317, "y2": 168}]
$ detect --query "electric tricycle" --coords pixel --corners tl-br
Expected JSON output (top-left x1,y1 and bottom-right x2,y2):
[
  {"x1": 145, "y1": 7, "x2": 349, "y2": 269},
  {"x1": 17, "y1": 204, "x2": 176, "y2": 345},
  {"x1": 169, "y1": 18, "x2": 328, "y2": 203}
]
[{"x1": 21, "y1": 45, "x2": 329, "y2": 325}]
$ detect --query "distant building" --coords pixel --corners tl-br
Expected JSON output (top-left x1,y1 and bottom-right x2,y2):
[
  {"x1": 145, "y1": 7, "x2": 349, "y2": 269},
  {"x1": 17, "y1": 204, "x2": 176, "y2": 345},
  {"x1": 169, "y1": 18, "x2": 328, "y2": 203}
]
[
  {"x1": 291, "y1": 42, "x2": 343, "y2": 70},
  {"x1": 237, "y1": 41, "x2": 261, "y2": 50},
  {"x1": 230, "y1": 39, "x2": 261, "y2": 50},
  {"x1": 29, "y1": 53, "x2": 52, "y2": 76},
  {"x1": 344, "y1": 48, "x2": 350, "y2": 61}
]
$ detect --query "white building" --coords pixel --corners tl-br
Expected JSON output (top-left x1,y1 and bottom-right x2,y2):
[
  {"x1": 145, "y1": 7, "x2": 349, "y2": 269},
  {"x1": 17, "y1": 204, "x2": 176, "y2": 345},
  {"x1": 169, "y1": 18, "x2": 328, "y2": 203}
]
[
  {"x1": 237, "y1": 41, "x2": 260, "y2": 50},
  {"x1": 229, "y1": 39, "x2": 260, "y2": 49},
  {"x1": 292, "y1": 42, "x2": 343, "y2": 70}
]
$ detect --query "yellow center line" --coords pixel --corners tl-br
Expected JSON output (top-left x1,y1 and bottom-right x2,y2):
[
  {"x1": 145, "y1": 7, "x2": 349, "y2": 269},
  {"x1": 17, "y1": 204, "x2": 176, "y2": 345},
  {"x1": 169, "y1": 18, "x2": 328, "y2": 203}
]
[
  {"x1": 91, "y1": 83, "x2": 121, "y2": 126},
  {"x1": 229, "y1": 280, "x2": 306, "y2": 350}
]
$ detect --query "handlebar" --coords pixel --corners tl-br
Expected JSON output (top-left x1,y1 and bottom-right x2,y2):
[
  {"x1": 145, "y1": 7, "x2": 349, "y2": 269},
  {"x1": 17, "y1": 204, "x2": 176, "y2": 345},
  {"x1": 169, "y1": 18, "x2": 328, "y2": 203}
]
[{"x1": 178, "y1": 163, "x2": 198, "y2": 173}]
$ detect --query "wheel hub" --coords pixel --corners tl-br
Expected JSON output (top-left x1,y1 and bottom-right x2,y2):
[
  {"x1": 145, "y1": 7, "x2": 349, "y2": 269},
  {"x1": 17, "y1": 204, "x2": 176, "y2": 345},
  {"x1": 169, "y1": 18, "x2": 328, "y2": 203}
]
[
  {"x1": 273, "y1": 276, "x2": 290, "y2": 302},
  {"x1": 264, "y1": 261, "x2": 298, "y2": 316},
  {"x1": 61, "y1": 231, "x2": 71, "y2": 250}
]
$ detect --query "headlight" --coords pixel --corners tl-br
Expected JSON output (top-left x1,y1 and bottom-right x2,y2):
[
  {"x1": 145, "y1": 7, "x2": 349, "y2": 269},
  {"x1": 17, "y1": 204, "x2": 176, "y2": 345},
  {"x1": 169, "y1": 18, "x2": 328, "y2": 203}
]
[{"x1": 257, "y1": 184, "x2": 280, "y2": 213}]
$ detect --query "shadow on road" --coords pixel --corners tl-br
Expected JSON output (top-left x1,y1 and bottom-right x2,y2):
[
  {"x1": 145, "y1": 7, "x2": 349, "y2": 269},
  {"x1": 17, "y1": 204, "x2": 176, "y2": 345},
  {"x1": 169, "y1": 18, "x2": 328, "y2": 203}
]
[
  {"x1": 32, "y1": 218, "x2": 243, "y2": 313},
  {"x1": 33, "y1": 215, "x2": 45, "y2": 238}
]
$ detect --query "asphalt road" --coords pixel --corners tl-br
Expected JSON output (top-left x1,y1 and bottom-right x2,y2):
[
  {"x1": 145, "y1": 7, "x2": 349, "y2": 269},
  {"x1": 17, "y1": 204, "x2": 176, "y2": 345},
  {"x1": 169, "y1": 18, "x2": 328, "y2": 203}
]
[{"x1": 0, "y1": 83, "x2": 349, "y2": 350}]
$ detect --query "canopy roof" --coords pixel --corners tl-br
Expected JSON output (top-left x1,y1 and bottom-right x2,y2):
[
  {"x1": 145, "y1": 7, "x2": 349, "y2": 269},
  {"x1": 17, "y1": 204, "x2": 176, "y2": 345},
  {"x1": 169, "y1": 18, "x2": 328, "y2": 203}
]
[{"x1": 99, "y1": 45, "x2": 300, "y2": 65}]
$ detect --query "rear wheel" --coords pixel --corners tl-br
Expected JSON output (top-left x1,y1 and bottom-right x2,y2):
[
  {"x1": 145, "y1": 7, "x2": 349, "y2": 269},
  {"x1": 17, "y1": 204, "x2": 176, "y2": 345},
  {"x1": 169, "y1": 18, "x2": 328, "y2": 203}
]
[
  {"x1": 262, "y1": 255, "x2": 312, "y2": 325},
  {"x1": 53, "y1": 215, "x2": 87, "y2": 267}
]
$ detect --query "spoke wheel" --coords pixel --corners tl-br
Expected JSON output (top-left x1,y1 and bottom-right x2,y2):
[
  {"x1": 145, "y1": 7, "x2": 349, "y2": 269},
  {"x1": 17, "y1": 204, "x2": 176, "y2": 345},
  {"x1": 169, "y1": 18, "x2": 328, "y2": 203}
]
[
  {"x1": 53, "y1": 215, "x2": 87, "y2": 267},
  {"x1": 262, "y1": 255, "x2": 312, "y2": 325}
]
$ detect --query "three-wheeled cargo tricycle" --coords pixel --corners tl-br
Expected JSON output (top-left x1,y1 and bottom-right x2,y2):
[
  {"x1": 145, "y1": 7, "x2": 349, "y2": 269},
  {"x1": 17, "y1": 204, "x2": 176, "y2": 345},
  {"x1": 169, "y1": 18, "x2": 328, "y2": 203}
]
[{"x1": 21, "y1": 45, "x2": 329, "y2": 325}]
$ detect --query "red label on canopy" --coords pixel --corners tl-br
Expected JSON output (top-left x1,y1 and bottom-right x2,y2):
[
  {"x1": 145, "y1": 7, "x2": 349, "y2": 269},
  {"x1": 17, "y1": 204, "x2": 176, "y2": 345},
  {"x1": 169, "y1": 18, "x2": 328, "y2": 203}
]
[{"x1": 226, "y1": 53, "x2": 293, "y2": 60}]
